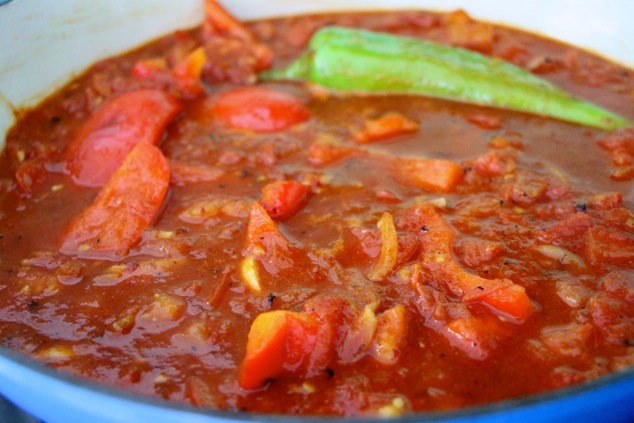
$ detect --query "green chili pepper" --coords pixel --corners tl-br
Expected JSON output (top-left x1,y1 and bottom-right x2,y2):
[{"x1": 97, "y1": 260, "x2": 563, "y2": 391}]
[{"x1": 261, "y1": 26, "x2": 631, "y2": 130}]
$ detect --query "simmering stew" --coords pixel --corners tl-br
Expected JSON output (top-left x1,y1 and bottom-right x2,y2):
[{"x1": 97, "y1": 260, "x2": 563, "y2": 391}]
[{"x1": 0, "y1": 1, "x2": 633, "y2": 417}]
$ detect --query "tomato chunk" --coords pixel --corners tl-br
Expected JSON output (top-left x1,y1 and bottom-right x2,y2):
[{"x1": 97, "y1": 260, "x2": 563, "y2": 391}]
[
  {"x1": 403, "y1": 204, "x2": 534, "y2": 322},
  {"x1": 585, "y1": 225, "x2": 634, "y2": 268},
  {"x1": 244, "y1": 201, "x2": 290, "y2": 257},
  {"x1": 59, "y1": 142, "x2": 170, "y2": 258},
  {"x1": 238, "y1": 310, "x2": 320, "y2": 390},
  {"x1": 202, "y1": 0, "x2": 255, "y2": 42},
  {"x1": 65, "y1": 90, "x2": 182, "y2": 187},
  {"x1": 239, "y1": 294, "x2": 399, "y2": 390},
  {"x1": 243, "y1": 201, "x2": 295, "y2": 276},
  {"x1": 394, "y1": 158, "x2": 463, "y2": 193},
  {"x1": 172, "y1": 47, "x2": 207, "y2": 98},
  {"x1": 260, "y1": 180, "x2": 310, "y2": 221},
  {"x1": 209, "y1": 87, "x2": 310, "y2": 132},
  {"x1": 352, "y1": 112, "x2": 419, "y2": 144},
  {"x1": 412, "y1": 280, "x2": 507, "y2": 360}
]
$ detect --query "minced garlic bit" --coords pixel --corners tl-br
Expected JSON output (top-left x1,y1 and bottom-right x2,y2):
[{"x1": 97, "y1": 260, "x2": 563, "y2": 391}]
[
  {"x1": 141, "y1": 294, "x2": 186, "y2": 322},
  {"x1": 51, "y1": 184, "x2": 64, "y2": 192},
  {"x1": 427, "y1": 197, "x2": 448, "y2": 209},
  {"x1": 154, "y1": 374, "x2": 169, "y2": 384},
  {"x1": 301, "y1": 382, "x2": 316, "y2": 394},
  {"x1": 94, "y1": 259, "x2": 185, "y2": 285},
  {"x1": 411, "y1": 195, "x2": 447, "y2": 209},
  {"x1": 377, "y1": 396, "x2": 406, "y2": 418},
  {"x1": 535, "y1": 244, "x2": 586, "y2": 270},
  {"x1": 34, "y1": 344, "x2": 74, "y2": 360},
  {"x1": 434, "y1": 252, "x2": 446, "y2": 263},
  {"x1": 240, "y1": 256, "x2": 262, "y2": 293},
  {"x1": 112, "y1": 313, "x2": 137, "y2": 333},
  {"x1": 156, "y1": 230, "x2": 175, "y2": 239}
]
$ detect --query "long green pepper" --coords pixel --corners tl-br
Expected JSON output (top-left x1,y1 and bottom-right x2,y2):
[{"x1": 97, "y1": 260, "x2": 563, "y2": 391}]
[{"x1": 261, "y1": 26, "x2": 631, "y2": 130}]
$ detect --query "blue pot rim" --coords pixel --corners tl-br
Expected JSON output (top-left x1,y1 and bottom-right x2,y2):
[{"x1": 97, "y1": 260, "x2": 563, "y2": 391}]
[{"x1": 0, "y1": 344, "x2": 633, "y2": 422}]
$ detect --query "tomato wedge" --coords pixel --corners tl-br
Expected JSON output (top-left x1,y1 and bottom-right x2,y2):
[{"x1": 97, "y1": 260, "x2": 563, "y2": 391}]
[
  {"x1": 209, "y1": 87, "x2": 310, "y2": 132},
  {"x1": 239, "y1": 310, "x2": 320, "y2": 390},
  {"x1": 59, "y1": 142, "x2": 170, "y2": 259},
  {"x1": 260, "y1": 180, "x2": 310, "y2": 221},
  {"x1": 65, "y1": 89, "x2": 182, "y2": 187}
]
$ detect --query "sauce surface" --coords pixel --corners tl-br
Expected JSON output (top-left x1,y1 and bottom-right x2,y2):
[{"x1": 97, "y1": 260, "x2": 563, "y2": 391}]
[{"x1": 0, "y1": 5, "x2": 633, "y2": 417}]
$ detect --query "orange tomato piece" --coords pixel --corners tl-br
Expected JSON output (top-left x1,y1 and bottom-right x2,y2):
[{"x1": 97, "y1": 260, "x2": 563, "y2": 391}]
[
  {"x1": 238, "y1": 310, "x2": 319, "y2": 390},
  {"x1": 407, "y1": 204, "x2": 534, "y2": 322},
  {"x1": 394, "y1": 157, "x2": 463, "y2": 193},
  {"x1": 65, "y1": 89, "x2": 182, "y2": 187},
  {"x1": 172, "y1": 47, "x2": 207, "y2": 98},
  {"x1": 59, "y1": 142, "x2": 170, "y2": 258},
  {"x1": 209, "y1": 87, "x2": 310, "y2": 133},
  {"x1": 352, "y1": 112, "x2": 419, "y2": 144},
  {"x1": 260, "y1": 180, "x2": 310, "y2": 221},
  {"x1": 244, "y1": 201, "x2": 290, "y2": 258},
  {"x1": 202, "y1": 0, "x2": 255, "y2": 42}
]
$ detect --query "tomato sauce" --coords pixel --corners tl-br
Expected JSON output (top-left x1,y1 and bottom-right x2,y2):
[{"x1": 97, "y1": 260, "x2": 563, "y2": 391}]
[{"x1": 0, "y1": 4, "x2": 633, "y2": 417}]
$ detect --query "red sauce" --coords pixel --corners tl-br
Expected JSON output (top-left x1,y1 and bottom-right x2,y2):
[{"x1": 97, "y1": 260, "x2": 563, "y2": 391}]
[{"x1": 0, "y1": 4, "x2": 633, "y2": 417}]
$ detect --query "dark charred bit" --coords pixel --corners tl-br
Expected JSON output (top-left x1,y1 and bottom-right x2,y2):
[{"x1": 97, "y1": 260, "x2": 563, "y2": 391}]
[{"x1": 267, "y1": 293, "x2": 276, "y2": 308}]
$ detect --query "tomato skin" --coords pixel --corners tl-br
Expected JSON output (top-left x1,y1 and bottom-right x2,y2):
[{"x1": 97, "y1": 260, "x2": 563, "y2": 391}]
[
  {"x1": 394, "y1": 157, "x2": 463, "y2": 193},
  {"x1": 65, "y1": 89, "x2": 182, "y2": 187},
  {"x1": 238, "y1": 310, "x2": 319, "y2": 390},
  {"x1": 172, "y1": 47, "x2": 207, "y2": 98},
  {"x1": 59, "y1": 142, "x2": 170, "y2": 259},
  {"x1": 260, "y1": 180, "x2": 309, "y2": 221},
  {"x1": 209, "y1": 87, "x2": 310, "y2": 132}
]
